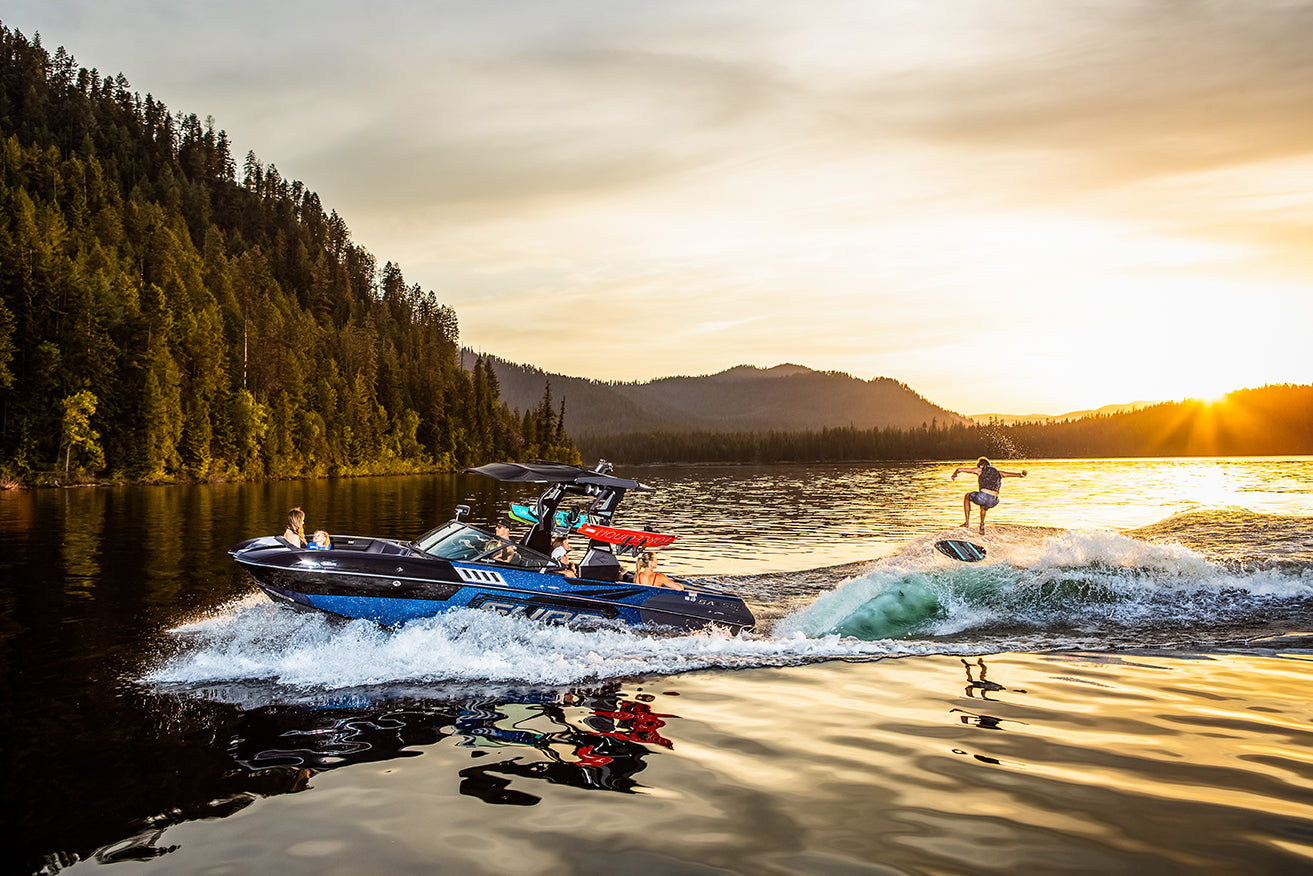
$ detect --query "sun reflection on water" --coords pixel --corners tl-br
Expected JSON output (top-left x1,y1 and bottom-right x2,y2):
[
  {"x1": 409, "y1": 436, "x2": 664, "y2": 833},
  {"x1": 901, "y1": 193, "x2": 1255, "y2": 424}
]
[{"x1": 622, "y1": 458, "x2": 1313, "y2": 575}]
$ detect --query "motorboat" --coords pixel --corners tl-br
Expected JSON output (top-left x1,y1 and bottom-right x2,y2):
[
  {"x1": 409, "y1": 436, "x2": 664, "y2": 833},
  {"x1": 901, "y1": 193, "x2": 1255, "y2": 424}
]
[{"x1": 228, "y1": 461, "x2": 756, "y2": 633}]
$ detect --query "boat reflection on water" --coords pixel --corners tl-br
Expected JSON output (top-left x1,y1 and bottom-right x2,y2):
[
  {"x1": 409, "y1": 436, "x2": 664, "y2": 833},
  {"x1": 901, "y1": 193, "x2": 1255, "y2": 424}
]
[
  {"x1": 76, "y1": 685, "x2": 679, "y2": 868},
  {"x1": 227, "y1": 686, "x2": 673, "y2": 805},
  {"x1": 452, "y1": 693, "x2": 673, "y2": 804}
]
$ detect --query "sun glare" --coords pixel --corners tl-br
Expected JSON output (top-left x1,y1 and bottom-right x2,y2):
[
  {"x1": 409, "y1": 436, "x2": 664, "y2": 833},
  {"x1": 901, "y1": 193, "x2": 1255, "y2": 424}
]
[{"x1": 1174, "y1": 366, "x2": 1244, "y2": 407}]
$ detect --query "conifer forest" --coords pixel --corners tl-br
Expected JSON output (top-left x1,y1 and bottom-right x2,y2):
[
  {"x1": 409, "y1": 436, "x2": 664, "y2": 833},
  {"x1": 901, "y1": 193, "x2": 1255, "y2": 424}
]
[{"x1": 0, "y1": 25, "x2": 578, "y2": 484}]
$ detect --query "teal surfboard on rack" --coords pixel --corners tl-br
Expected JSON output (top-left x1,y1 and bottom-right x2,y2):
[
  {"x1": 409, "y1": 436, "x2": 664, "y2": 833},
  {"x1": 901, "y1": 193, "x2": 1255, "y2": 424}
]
[
  {"x1": 508, "y1": 503, "x2": 594, "y2": 529},
  {"x1": 507, "y1": 503, "x2": 541, "y2": 525},
  {"x1": 934, "y1": 539, "x2": 986, "y2": 562}
]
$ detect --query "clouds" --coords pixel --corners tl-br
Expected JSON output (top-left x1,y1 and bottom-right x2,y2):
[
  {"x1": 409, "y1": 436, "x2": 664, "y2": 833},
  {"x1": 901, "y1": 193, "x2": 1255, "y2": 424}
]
[
  {"x1": 9, "y1": 0, "x2": 1313, "y2": 412},
  {"x1": 911, "y1": 6, "x2": 1313, "y2": 179},
  {"x1": 26, "y1": 0, "x2": 1313, "y2": 194}
]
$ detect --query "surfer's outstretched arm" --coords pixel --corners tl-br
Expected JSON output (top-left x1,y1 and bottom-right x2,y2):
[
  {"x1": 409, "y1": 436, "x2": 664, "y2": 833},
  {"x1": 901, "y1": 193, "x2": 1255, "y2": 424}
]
[{"x1": 998, "y1": 469, "x2": 1028, "y2": 478}]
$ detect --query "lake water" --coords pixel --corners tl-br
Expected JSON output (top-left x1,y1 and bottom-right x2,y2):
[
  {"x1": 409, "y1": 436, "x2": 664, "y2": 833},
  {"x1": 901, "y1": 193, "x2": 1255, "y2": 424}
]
[{"x1": 4, "y1": 458, "x2": 1313, "y2": 874}]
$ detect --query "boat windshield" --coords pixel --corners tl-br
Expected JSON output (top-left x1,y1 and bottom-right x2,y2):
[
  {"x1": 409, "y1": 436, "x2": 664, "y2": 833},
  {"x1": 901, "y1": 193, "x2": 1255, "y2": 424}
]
[{"x1": 412, "y1": 522, "x2": 554, "y2": 570}]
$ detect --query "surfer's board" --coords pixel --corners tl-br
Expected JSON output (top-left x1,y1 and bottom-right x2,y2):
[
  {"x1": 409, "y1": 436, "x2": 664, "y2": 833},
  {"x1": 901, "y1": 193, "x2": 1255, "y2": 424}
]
[
  {"x1": 578, "y1": 523, "x2": 678, "y2": 553},
  {"x1": 935, "y1": 539, "x2": 986, "y2": 562}
]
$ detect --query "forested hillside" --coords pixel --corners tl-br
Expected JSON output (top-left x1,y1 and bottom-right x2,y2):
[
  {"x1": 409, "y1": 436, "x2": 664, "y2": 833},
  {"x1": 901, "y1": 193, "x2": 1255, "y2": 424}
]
[
  {"x1": 474, "y1": 355, "x2": 968, "y2": 435},
  {"x1": 0, "y1": 25, "x2": 576, "y2": 483},
  {"x1": 3, "y1": 24, "x2": 1299, "y2": 485},
  {"x1": 467, "y1": 352, "x2": 666, "y2": 434},
  {"x1": 624, "y1": 366, "x2": 968, "y2": 432}
]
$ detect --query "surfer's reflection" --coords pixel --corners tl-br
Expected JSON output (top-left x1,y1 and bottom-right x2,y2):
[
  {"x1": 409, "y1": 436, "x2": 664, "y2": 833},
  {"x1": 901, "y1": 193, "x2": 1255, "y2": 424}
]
[
  {"x1": 960, "y1": 657, "x2": 1026, "y2": 701},
  {"x1": 952, "y1": 710, "x2": 1006, "y2": 730},
  {"x1": 950, "y1": 658, "x2": 1029, "y2": 742}
]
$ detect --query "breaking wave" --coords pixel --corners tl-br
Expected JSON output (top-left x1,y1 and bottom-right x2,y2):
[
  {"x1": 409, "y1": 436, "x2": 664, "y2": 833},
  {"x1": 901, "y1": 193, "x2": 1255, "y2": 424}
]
[{"x1": 777, "y1": 523, "x2": 1313, "y2": 647}]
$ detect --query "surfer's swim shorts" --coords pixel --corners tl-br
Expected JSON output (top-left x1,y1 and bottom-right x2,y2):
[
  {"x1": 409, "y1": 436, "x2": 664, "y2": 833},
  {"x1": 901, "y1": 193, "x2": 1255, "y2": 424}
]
[{"x1": 967, "y1": 491, "x2": 999, "y2": 509}]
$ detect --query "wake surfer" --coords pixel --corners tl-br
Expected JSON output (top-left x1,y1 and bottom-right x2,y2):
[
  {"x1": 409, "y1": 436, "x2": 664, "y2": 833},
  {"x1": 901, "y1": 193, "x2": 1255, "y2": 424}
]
[{"x1": 952, "y1": 456, "x2": 1027, "y2": 533}]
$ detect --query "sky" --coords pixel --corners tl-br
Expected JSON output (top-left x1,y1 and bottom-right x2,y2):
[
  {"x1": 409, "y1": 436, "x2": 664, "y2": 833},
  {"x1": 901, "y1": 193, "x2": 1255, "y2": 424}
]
[{"x1": 8, "y1": 0, "x2": 1313, "y2": 414}]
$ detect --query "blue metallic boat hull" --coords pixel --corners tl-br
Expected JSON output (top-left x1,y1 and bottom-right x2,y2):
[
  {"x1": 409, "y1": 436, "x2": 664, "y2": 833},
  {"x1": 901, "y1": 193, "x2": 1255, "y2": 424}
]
[{"x1": 230, "y1": 536, "x2": 755, "y2": 633}]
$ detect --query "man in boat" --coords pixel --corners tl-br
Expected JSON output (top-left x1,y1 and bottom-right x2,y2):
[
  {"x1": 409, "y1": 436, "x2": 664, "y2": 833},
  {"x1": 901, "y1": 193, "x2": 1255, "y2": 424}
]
[{"x1": 490, "y1": 518, "x2": 518, "y2": 563}]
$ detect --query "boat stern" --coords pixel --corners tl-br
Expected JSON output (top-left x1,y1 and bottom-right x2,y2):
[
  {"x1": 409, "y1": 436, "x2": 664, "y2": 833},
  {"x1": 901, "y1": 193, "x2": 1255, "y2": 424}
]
[{"x1": 639, "y1": 588, "x2": 756, "y2": 633}]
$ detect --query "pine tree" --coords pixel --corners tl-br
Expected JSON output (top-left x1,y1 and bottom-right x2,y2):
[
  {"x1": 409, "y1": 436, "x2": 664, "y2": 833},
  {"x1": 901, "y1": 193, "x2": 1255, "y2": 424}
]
[
  {"x1": 60, "y1": 389, "x2": 104, "y2": 474},
  {"x1": 0, "y1": 297, "x2": 15, "y2": 390}
]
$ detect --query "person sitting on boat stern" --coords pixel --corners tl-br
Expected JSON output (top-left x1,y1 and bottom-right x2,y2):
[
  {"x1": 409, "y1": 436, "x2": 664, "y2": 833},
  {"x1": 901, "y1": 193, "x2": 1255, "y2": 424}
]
[
  {"x1": 282, "y1": 507, "x2": 308, "y2": 548},
  {"x1": 634, "y1": 551, "x2": 685, "y2": 591},
  {"x1": 951, "y1": 456, "x2": 1027, "y2": 533},
  {"x1": 551, "y1": 535, "x2": 577, "y2": 577}
]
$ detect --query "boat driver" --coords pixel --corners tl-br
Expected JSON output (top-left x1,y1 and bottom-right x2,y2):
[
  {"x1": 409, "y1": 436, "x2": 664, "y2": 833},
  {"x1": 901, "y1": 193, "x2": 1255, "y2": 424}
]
[{"x1": 491, "y1": 518, "x2": 518, "y2": 563}]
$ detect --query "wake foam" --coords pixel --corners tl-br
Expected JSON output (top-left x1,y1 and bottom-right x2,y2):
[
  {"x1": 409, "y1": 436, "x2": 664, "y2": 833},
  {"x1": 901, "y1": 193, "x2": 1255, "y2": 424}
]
[{"x1": 144, "y1": 602, "x2": 943, "y2": 692}]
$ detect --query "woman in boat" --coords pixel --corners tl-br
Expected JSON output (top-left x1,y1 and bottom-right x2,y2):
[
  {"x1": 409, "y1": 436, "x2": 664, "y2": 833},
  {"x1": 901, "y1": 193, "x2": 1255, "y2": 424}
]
[
  {"x1": 282, "y1": 507, "x2": 308, "y2": 548},
  {"x1": 634, "y1": 551, "x2": 684, "y2": 591}
]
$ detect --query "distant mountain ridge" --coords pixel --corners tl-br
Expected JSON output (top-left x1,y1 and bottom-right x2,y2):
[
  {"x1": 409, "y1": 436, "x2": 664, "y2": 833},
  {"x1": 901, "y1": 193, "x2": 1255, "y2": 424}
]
[
  {"x1": 463, "y1": 352, "x2": 970, "y2": 435},
  {"x1": 968, "y1": 401, "x2": 1160, "y2": 425}
]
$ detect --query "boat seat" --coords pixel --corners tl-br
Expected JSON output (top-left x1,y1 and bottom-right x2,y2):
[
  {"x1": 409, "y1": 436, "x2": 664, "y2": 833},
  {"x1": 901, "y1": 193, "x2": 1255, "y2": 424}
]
[
  {"x1": 331, "y1": 538, "x2": 381, "y2": 553},
  {"x1": 578, "y1": 546, "x2": 621, "y2": 582},
  {"x1": 366, "y1": 539, "x2": 409, "y2": 555}
]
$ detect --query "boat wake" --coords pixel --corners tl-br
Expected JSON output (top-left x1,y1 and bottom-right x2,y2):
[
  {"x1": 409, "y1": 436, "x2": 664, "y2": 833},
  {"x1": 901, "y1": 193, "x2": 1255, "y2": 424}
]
[
  {"x1": 144, "y1": 597, "x2": 939, "y2": 693},
  {"x1": 776, "y1": 518, "x2": 1313, "y2": 649},
  {"x1": 145, "y1": 514, "x2": 1313, "y2": 697}
]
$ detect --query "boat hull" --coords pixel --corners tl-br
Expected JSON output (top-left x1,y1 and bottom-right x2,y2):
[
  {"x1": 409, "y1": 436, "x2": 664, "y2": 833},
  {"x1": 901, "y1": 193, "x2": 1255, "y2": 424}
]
[{"x1": 230, "y1": 537, "x2": 755, "y2": 633}]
